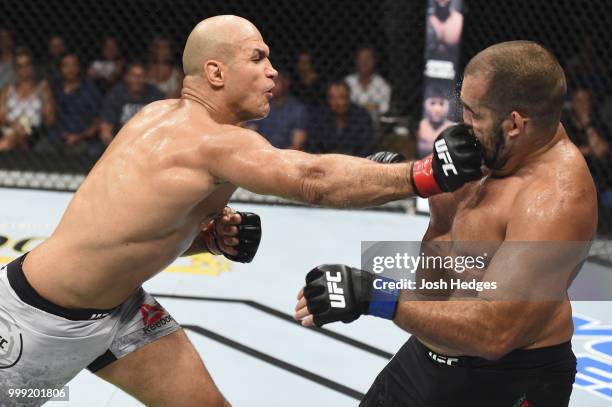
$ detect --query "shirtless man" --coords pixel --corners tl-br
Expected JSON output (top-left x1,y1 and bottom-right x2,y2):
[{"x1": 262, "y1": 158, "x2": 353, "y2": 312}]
[
  {"x1": 0, "y1": 16, "x2": 483, "y2": 407},
  {"x1": 295, "y1": 41, "x2": 597, "y2": 406}
]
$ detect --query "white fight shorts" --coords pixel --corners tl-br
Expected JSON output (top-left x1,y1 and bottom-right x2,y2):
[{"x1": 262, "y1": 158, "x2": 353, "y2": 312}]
[{"x1": 0, "y1": 255, "x2": 181, "y2": 406}]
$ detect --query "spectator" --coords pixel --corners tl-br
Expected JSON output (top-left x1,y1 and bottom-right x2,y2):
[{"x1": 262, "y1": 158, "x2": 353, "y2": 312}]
[
  {"x1": 292, "y1": 51, "x2": 325, "y2": 108},
  {"x1": 251, "y1": 70, "x2": 306, "y2": 150},
  {"x1": 0, "y1": 28, "x2": 15, "y2": 90},
  {"x1": 43, "y1": 34, "x2": 67, "y2": 84},
  {"x1": 0, "y1": 50, "x2": 55, "y2": 151},
  {"x1": 99, "y1": 61, "x2": 163, "y2": 145},
  {"x1": 306, "y1": 81, "x2": 374, "y2": 157},
  {"x1": 146, "y1": 37, "x2": 183, "y2": 99},
  {"x1": 563, "y1": 88, "x2": 609, "y2": 160},
  {"x1": 88, "y1": 36, "x2": 124, "y2": 93},
  {"x1": 426, "y1": 0, "x2": 463, "y2": 60},
  {"x1": 417, "y1": 86, "x2": 454, "y2": 156},
  {"x1": 42, "y1": 53, "x2": 102, "y2": 154},
  {"x1": 344, "y1": 46, "x2": 391, "y2": 123}
]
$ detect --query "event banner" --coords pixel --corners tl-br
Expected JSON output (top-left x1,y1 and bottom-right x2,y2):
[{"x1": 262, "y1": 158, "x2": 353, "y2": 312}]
[{"x1": 417, "y1": 0, "x2": 464, "y2": 213}]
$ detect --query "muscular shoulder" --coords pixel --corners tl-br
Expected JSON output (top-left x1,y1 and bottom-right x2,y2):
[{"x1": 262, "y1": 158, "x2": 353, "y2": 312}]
[
  {"x1": 509, "y1": 145, "x2": 597, "y2": 240},
  {"x1": 138, "y1": 99, "x2": 175, "y2": 116},
  {"x1": 197, "y1": 126, "x2": 270, "y2": 156},
  {"x1": 195, "y1": 126, "x2": 275, "y2": 177}
]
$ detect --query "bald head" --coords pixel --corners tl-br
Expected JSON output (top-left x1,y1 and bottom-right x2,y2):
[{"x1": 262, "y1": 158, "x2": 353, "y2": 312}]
[
  {"x1": 464, "y1": 41, "x2": 566, "y2": 133},
  {"x1": 182, "y1": 15, "x2": 262, "y2": 76}
]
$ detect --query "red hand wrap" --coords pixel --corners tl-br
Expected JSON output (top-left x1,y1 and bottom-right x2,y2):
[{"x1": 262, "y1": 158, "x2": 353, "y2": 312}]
[
  {"x1": 411, "y1": 156, "x2": 442, "y2": 198},
  {"x1": 202, "y1": 221, "x2": 222, "y2": 255}
]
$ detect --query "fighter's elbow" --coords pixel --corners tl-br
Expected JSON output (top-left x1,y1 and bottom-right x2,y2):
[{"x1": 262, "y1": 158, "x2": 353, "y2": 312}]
[
  {"x1": 298, "y1": 164, "x2": 331, "y2": 206},
  {"x1": 299, "y1": 179, "x2": 324, "y2": 206}
]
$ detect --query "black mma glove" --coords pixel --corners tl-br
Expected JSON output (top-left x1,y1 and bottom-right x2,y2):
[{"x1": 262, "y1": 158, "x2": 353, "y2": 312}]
[
  {"x1": 204, "y1": 211, "x2": 262, "y2": 263},
  {"x1": 303, "y1": 264, "x2": 399, "y2": 327},
  {"x1": 366, "y1": 151, "x2": 406, "y2": 164},
  {"x1": 410, "y1": 123, "x2": 483, "y2": 197}
]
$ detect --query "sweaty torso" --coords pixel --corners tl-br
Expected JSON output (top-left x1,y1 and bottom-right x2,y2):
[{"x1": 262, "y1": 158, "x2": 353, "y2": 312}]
[
  {"x1": 24, "y1": 99, "x2": 236, "y2": 309},
  {"x1": 419, "y1": 131, "x2": 595, "y2": 355}
]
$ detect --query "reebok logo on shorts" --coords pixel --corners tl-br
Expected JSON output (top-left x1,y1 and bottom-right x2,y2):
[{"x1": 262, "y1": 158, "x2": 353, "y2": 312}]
[
  {"x1": 140, "y1": 304, "x2": 165, "y2": 326},
  {"x1": 140, "y1": 303, "x2": 174, "y2": 335}
]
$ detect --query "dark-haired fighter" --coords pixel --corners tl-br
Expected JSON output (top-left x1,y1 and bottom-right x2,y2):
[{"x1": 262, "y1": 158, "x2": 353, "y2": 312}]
[{"x1": 296, "y1": 41, "x2": 596, "y2": 406}]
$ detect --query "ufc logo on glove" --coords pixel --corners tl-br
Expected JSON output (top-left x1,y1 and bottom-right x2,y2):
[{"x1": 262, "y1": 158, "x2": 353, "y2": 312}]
[
  {"x1": 326, "y1": 271, "x2": 346, "y2": 308},
  {"x1": 434, "y1": 139, "x2": 458, "y2": 176},
  {"x1": 303, "y1": 264, "x2": 399, "y2": 326}
]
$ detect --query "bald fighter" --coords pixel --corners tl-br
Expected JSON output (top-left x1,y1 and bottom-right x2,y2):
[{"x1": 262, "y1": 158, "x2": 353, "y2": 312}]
[
  {"x1": 295, "y1": 41, "x2": 597, "y2": 406},
  {"x1": 0, "y1": 15, "x2": 482, "y2": 407}
]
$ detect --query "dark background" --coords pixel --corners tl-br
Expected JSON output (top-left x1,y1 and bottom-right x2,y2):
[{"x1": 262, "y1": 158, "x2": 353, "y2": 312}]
[{"x1": 2, "y1": 0, "x2": 611, "y2": 114}]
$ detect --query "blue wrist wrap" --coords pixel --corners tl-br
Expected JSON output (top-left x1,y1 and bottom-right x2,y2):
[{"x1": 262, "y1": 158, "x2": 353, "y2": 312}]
[{"x1": 367, "y1": 276, "x2": 400, "y2": 319}]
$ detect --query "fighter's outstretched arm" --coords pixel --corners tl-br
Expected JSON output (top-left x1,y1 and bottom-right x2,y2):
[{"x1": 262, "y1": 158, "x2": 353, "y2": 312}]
[
  {"x1": 204, "y1": 128, "x2": 412, "y2": 208},
  {"x1": 204, "y1": 125, "x2": 481, "y2": 209}
]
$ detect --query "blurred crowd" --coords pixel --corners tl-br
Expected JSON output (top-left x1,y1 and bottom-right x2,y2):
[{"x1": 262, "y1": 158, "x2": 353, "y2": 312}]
[
  {"x1": 0, "y1": 31, "x2": 178, "y2": 155},
  {"x1": 0, "y1": 28, "x2": 611, "y2": 229},
  {"x1": 0, "y1": 28, "x2": 393, "y2": 158}
]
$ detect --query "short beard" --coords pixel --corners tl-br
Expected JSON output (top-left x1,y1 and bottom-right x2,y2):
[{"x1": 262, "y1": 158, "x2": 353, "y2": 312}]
[{"x1": 485, "y1": 120, "x2": 510, "y2": 172}]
